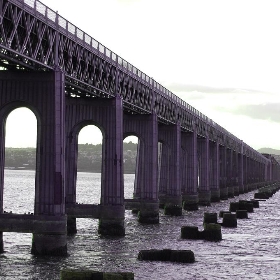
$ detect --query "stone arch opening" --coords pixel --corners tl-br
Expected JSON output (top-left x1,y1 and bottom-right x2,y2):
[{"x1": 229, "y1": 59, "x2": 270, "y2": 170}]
[
  {"x1": 123, "y1": 135, "x2": 138, "y2": 199},
  {"x1": 3, "y1": 107, "x2": 37, "y2": 214},
  {"x1": 76, "y1": 124, "x2": 103, "y2": 204}
]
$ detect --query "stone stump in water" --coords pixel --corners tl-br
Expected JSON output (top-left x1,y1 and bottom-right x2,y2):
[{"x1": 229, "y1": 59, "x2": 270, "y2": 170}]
[
  {"x1": 229, "y1": 202, "x2": 239, "y2": 212},
  {"x1": 138, "y1": 249, "x2": 195, "y2": 263},
  {"x1": 222, "y1": 213, "x2": 237, "y2": 228},
  {"x1": 181, "y1": 226, "x2": 200, "y2": 240},
  {"x1": 219, "y1": 210, "x2": 231, "y2": 218},
  {"x1": 250, "y1": 199, "x2": 259, "y2": 208},
  {"x1": 131, "y1": 209, "x2": 139, "y2": 215},
  {"x1": 60, "y1": 269, "x2": 134, "y2": 279},
  {"x1": 164, "y1": 204, "x2": 182, "y2": 216},
  {"x1": 203, "y1": 212, "x2": 218, "y2": 224},
  {"x1": 236, "y1": 210, "x2": 248, "y2": 219},
  {"x1": 239, "y1": 200, "x2": 254, "y2": 213},
  {"x1": 202, "y1": 223, "x2": 222, "y2": 241}
]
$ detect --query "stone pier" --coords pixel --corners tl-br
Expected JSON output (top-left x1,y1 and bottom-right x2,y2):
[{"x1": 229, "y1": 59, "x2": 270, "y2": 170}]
[
  {"x1": 158, "y1": 122, "x2": 182, "y2": 212},
  {"x1": 0, "y1": 70, "x2": 67, "y2": 255}
]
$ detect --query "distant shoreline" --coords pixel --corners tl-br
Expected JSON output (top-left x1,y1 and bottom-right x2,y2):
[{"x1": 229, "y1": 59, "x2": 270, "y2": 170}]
[{"x1": 4, "y1": 167, "x2": 135, "y2": 175}]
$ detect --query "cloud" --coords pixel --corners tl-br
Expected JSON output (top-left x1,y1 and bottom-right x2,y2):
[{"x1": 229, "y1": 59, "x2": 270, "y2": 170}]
[
  {"x1": 166, "y1": 83, "x2": 263, "y2": 95},
  {"x1": 219, "y1": 103, "x2": 280, "y2": 123}
]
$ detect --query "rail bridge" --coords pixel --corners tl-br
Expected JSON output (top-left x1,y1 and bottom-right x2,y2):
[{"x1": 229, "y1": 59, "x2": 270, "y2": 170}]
[{"x1": 0, "y1": 0, "x2": 279, "y2": 256}]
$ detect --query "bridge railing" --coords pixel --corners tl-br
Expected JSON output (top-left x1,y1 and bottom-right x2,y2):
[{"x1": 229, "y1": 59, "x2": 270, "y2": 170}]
[{"x1": 4, "y1": 0, "x2": 269, "y2": 163}]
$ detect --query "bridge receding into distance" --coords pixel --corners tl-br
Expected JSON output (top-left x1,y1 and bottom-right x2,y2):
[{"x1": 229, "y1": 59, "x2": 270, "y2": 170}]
[{"x1": 0, "y1": 0, "x2": 279, "y2": 255}]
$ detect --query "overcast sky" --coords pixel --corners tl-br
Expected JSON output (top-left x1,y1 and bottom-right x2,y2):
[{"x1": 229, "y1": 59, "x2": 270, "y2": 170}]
[{"x1": 5, "y1": 0, "x2": 280, "y2": 150}]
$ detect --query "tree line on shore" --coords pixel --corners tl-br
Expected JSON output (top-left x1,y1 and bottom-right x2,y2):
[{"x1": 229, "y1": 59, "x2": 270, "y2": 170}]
[
  {"x1": 5, "y1": 144, "x2": 280, "y2": 173},
  {"x1": 5, "y1": 142, "x2": 138, "y2": 174}
]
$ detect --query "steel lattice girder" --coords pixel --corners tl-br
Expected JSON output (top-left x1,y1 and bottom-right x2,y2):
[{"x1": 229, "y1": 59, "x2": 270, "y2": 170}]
[{"x1": 0, "y1": 0, "x2": 268, "y2": 163}]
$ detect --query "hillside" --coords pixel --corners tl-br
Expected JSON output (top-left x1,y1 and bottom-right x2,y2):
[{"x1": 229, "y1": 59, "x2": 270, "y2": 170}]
[
  {"x1": 5, "y1": 145, "x2": 279, "y2": 173},
  {"x1": 258, "y1": 148, "x2": 280, "y2": 156},
  {"x1": 5, "y1": 142, "x2": 138, "y2": 173}
]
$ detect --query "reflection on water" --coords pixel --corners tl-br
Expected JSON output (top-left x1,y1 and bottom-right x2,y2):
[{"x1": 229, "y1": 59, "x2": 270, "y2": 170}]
[{"x1": 2, "y1": 170, "x2": 280, "y2": 279}]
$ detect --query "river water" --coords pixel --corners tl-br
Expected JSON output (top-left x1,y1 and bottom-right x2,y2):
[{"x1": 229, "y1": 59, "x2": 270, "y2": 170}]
[{"x1": 1, "y1": 170, "x2": 280, "y2": 279}]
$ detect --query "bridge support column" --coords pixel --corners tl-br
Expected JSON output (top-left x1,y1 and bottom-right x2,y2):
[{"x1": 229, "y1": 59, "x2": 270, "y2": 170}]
[
  {"x1": 123, "y1": 113, "x2": 159, "y2": 224},
  {"x1": 210, "y1": 141, "x2": 220, "y2": 202},
  {"x1": 0, "y1": 233, "x2": 2, "y2": 253},
  {"x1": 226, "y1": 149, "x2": 234, "y2": 197},
  {"x1": 65, "y1": 131, "x2": 78, "y2": 234},
  {"x1": 265, "y1": 160, "x2": 270, "y2": 182},
  {"x1": 238, "y1": 152, "x2": 244, "y2": 194},
  {"x1": 219, "y1": 146, "x2": 228, "y2": 200},
  {"x1": 233, "y1": 151, "x2": 239, "y2": 196},
  {"x1": 0, "y1": 70, "x2": 67, "y2": 256},
  {"x1": 31, "y1": 69, "x2": 67, "y2": 256},
  {"x1": 247, "y1": 158, "x2": 253, "y2": 190},
  {"x1": 65, "y1": 109, "x2": 79, "y2": 234},
  {"x1": 243, "y1": 156, "x2": 249, "y2": 192},
  {"x1": 181, "y1": 131, "x2": 198, "y2": 210},
  {"x1": 198, "y1": 137, "x2": 211, "y2": 206},
  {"x1": 158, "y1": 123, "x2": 182, "y2": 214},
  {"x1": 66, "y1": 96, "x2": 125, "y2": 235},
  {"x1": 98, "y1": 96, "x2": 124, "y2": 236}
]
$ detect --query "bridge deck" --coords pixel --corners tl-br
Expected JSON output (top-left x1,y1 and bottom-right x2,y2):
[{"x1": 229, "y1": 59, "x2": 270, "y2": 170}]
[{"x1": 0, "y1": 0, "x2": 268, "y2": 163}]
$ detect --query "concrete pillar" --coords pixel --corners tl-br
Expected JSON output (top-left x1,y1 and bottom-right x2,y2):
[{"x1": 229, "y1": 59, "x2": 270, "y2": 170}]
[
  {"x1": 226, "y1": 149, "x2": 234, "y2": 197},
  {"x1": 219, "y1": 146, "x2": 228, "y2": 200},
  {"x1": 0, "y1": 232, "x2": 2, "y2": 253},
  {"x1": 265, "y1": 159, "x2": 269, "y2": 182},
  {"x1": 158, "y1": 122, "x2": 182, "y2": 213},
  {"x1": 247, "y1": 158, "x2": 254, "y2": 191},
  {"x1": 272, "y1": 160, "x2": 276, "y2": 181},
  {"x1": 197, "y1": 137, "x2": 211, "y2": 206},
  {"x1": 238, "y1": 152, "x2": 244, "y2": 194},
  {"x1": 158, "y1": 141, "x2": 169, "y2": 205},
  {"x1": 123, "y1": 113, "x2": 159, "y2": 224},
  {"x1": 261, "y1": 162, "x2": 266, "y2": 182},
  {"x1": 98, "y1": 95, "x2": 124, "y2": 235},
  {"x1": 233, "y1": 151, "x2": 239, "y2": 196},
  {"x1": 65, "y1": 126, "x2": 78, "y2": 234},
  {"x1": 268, "y1": 157, "x2": 272, "y2": 182},
  {"x1": 133, "y1": 140, "x2": 143, "y2": 199},
  {"x1": 256, "y1": 161, "x2": 261, "y2": 185},
  {"x1": 209, "y1": 141, "x2": 220, "y2": 202},
  {"x1": 260, "y1": 162, "x2": 266, "y2": 182},
  {"x1": 243, "y1": 156, "x2": 248, "y2": 192},
  {"x1": 65, "y1": 96, "x2": 125, "y2": 236},
  {"x1": 0, "y1": 88, "x2": 4, "y2": 254},
  {"x1": 180, "y1": 144, "x2": 187, "y2": 202},
  {"x1": 181, "y1": 131, "x2": 198, "y2": 210},
  {"x1": 0, "y1": 70, "x2": 67, "y2": 256},
  {"x1": 32, "y1": 68, "x2": 67, "y2": 256}
]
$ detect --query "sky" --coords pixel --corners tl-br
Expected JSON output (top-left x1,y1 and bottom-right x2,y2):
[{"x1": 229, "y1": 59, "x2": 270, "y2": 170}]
[{"x1": 5, "y1": 0, "x2": 280, "y2": 150}]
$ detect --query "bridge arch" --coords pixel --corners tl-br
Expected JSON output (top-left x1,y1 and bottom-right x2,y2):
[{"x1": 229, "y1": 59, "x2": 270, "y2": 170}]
[
  {"x1": 65, "y1": 96, "x2": 125, "y2": 235},
  {"x1": 67, "y1": 120, "x2": 105, "y2": 144},
  {"x1": 1, "y1": 104, "x2": 38, "y2": 215},
  {"x1": 65, "y1": 120, "x2": 104, "y2": 203},
  {"x1": 65, "y1": 120, "x2": 104, "y2": 205},
  {"x1": 0, "y1": 101, "x2": 41, "y2": 149},
  {"x1": 123, "y1": 134, "x2": 139, "y2": 199}
]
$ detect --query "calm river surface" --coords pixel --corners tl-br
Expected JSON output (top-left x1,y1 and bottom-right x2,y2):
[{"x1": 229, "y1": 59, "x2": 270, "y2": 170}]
[{"x1": 1, "y1": 170, "x2": 280, "y2": 279}]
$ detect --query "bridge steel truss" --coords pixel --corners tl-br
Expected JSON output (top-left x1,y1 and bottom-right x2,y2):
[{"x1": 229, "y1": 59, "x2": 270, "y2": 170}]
[
  {"x1": 0, "y1": 0, "x2": 271, "y2": 157},
  {"x1": 0, "y1": 0, "x2": 279, "y2": 256}
]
